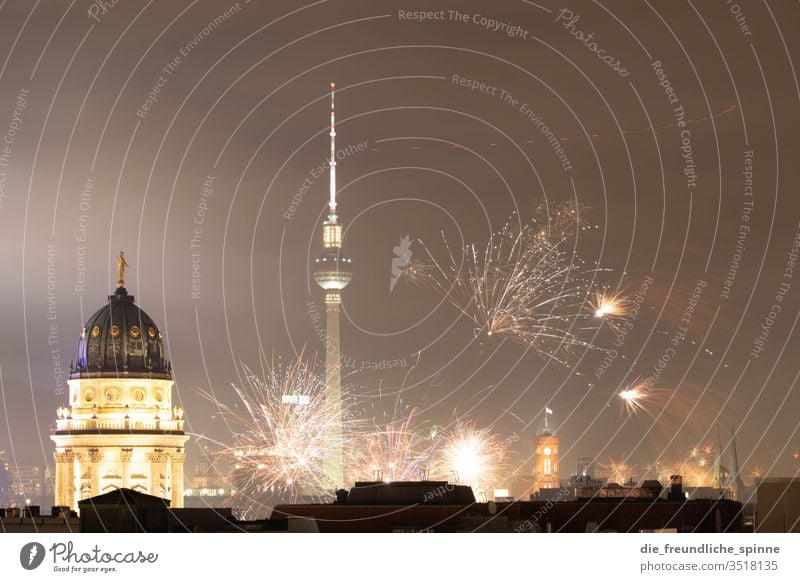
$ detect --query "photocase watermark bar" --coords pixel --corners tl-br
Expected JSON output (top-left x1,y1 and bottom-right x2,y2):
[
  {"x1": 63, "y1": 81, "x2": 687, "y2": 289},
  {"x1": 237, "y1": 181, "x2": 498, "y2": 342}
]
[
  {"x1": 136, "y1": 3, "x2": 245, "y2": 119},
  {"x1": 651, "y1": 59, "x2": 698, "y2": 193},
  {"x1": 306, "y1": 299, "x2": 411, "y2": 370},
  {"x1": 726, "y1": 0, "x2": 753, "y2": 37},
  {"x1": 640, "y1": 280, "x2": 706, "y2": 390},
  {"x1": 720, "y1": 150, "x2": 754, "y2": 300},
  {"x1": 397, "y1": 9, "x2": 530, "y2": 38},
  {"x1": 594, "y1": 275, "x2": 653, "y2": 379},
  {"x1": 87, "y1": 0, "x2": 123, "y2": 23},
  {"x1": 450, "y1": 74, "x2": 573, "y2": 172},
  {"x1": 0, "y1": 88, "x2": 30, "y2": 211},
  {"x1": 190, "y1": 175, "x2": 215, "y2": 300},
  {"x1": 46, "y1": 244, "x2": 66, "y2": 395},
  {"x1": 555, "y1": 9, "x2": 629, "y2": 77},
  {"x1": 285, "y1": 141, "x2": 368, "y2": 220},
  {"x1": 749, "y1": 222, "x2": 800, "y2": 359},
  {"x1": 74, "y1": 176, "x2": 94, "y2": 293}
]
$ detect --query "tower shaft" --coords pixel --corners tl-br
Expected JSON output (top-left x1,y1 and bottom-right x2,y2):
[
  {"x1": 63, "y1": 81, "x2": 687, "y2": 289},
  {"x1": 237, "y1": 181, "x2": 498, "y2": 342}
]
[{"x1": 323, "y1": 294, "x2": 344, "y2": 488}]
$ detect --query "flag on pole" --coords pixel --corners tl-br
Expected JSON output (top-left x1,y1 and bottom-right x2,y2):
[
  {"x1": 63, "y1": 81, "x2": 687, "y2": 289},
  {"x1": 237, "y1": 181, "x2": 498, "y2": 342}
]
[{"x1": 545, "y1": 407, "x2": 553, "y2": 414}]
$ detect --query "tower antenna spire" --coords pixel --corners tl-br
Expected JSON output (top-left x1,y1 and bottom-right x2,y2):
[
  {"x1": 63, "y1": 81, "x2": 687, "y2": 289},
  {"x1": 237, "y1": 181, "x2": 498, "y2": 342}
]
[{"x1": 329, "y1": 81, "x2": 337, "y2": 218}]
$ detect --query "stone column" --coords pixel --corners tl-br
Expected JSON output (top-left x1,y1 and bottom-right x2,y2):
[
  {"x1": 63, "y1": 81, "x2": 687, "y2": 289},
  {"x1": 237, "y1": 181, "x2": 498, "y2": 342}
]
[
  {"x1": 170, "y1": 452, "x2": 186, "y2": 508},
  {"x1": 120, "y1": 448, "x2": 133, "y2": 490},
  {"x1": 64, "y1": 451, "x2": 78, "y2": 511},
  {"x1": 53, "y1": 451, "x2": 67, "y2": 507},
  {"x1": 73, "y1": 451, "x2": 87, "y2": 503},
  {"x1": 63, "y1": 451, "x2": 76, "y2": 509},
  {"x1": 88, "y1": 448, "x2": 103, "y2": 498},
  {"x1": 146, "y1": 450, "x2": 167, "y2": 498}
]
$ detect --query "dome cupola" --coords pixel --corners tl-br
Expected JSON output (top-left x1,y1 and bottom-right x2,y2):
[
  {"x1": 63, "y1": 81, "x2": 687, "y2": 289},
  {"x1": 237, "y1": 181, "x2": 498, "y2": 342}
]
[{"x1": 70, "y1": 252, "x2": 171, "y2": 380}]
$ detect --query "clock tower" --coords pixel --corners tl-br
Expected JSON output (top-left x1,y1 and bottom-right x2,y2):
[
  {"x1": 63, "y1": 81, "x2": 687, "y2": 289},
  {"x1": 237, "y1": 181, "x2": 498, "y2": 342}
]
[{"x1": 532, "y1": 409, "x2": 560, "y2": 494}]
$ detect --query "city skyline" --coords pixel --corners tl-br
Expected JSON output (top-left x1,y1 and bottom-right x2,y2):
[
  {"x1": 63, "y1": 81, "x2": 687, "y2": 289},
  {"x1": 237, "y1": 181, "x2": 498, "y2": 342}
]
[{"x1": 0, "y1": 0, "x2": 799, "y2": 512}]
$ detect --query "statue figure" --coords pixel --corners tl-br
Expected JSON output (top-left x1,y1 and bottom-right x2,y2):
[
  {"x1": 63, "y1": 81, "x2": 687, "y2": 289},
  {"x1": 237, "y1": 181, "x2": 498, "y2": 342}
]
[{"x1": 117, "y1": 251, "x2": 129, "y2": 288}]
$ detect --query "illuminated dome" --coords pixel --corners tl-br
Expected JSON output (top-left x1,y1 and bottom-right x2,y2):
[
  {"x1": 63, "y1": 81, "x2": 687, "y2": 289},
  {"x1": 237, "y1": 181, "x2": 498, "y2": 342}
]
[{"x1": 70, "y1": 286, "x2": 171, "y2": 380}]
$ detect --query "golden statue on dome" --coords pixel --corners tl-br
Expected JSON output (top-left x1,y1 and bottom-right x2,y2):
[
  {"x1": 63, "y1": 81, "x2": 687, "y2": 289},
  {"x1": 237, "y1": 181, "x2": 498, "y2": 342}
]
[{"x1": 117, "y1": 251, "x2": 129, "y2": 288}]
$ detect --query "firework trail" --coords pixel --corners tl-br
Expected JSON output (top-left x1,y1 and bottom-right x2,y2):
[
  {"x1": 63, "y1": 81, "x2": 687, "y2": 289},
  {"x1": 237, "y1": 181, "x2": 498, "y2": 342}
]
[
  {"x1": 398, "y1": 256, "x2": 434, "y2": 287},
  {"x1": 407, "y1": 200, "x2": 604, "y2": 364}
]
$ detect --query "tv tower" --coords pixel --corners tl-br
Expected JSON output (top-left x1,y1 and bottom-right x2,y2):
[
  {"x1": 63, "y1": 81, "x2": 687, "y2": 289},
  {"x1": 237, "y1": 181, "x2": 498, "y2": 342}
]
[{"x1": 313, "y1": 82, "x2": 352, "y2": 489}]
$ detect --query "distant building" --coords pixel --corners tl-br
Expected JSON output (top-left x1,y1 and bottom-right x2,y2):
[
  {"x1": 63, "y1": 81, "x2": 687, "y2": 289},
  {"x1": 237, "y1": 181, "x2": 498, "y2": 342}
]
[
  {"x1": 755, "y1": 478, "x2": 800, "y2": 532},
  {"x1": 575, "y1": 479, "x2": 665, "y2": 501},
  {"x1": 184, "y1": 457, "x2": 235, "y2": 508},
  {"x1": 269, "y1": 479, "x2": 742, "y2": 533},
  {"x1": 0, "y1": 461, "x2": 9, "y2": 506},
  {"x1": 2, "y1": 458, "x2": 53, "y2": 508},
  {"x1": 576, "y1": 456, "x2": 594, "y2": 478},
  {"x1": 0, "y1": 505, "x2": 78, "y2": 533},
  {"x1": 49, "y1": 480, "x2": 744, "y2": 533}
]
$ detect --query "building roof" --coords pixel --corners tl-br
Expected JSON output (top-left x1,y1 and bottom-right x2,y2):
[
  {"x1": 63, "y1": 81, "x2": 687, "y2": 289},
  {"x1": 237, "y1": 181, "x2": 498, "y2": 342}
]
[
  {"x1": 77, "y1": 487, "x2": 170, "y2": 507},
  {"x1": 344, "y1": 481, "x2": 476, "y2": 505}
]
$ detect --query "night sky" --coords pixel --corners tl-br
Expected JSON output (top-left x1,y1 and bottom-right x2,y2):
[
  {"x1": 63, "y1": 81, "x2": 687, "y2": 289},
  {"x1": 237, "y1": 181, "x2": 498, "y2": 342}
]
[{"x1": 1, "y1": 0, "x2": 799, "y2": 482}]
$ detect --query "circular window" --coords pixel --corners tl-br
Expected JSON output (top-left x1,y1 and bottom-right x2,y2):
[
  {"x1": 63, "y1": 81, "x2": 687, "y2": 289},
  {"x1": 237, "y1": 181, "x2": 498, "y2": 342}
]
[
  {"x1": 84, "y1": 390, "x2": 95, "y2": 403},
  {"x1": 91, "y1": 326, "x2": 100, "y2": 337},
  {"x1": 106, "y1": 388, "x2": 120, "y2": 402},
  {"x1": 543, "y1": 447, "x2": 551, "y2": 456},
  {"x1": 110, "y1": 325, "x2": 120, "y2": 337},
  {"x1": 132, "y1": 389, "x2": 145, "y2": 402},
  {"x1": 130, "y1": 325, "x2": 141, "y2": 338},
  {"x1": 148, "y1": 327, "x2": 156, "y2": 338},
  {"x1": 154, "y1": 390, "x2": 164, "y2": 402}
]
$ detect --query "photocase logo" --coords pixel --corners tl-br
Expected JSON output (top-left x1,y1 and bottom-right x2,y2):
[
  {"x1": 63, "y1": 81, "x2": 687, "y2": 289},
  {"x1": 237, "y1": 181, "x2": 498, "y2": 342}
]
[
  {"x1": 19, "y1": 542, "x2": 46, "y2": 570},
  {"x1": 390, "y1": 235, "x2": 413, "y2": 292}
]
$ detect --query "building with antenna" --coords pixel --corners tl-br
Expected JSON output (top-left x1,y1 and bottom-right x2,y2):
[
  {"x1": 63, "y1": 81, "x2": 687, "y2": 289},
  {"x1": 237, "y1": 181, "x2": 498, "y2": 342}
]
[{"x1": 313, "y1": 82, "x2": 353, "y2": 490}]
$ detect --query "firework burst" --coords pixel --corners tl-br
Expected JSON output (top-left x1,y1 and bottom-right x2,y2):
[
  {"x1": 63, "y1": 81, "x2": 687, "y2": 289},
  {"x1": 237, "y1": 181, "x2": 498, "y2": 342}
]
[
  {"x1": 431, "y1": 422, "x2": 510, "y2": 498},
  {"x1": 197, "y1": 354, "x2": 354, "y2": 514},
  {"x1": 590, "y1": 288, "x2": 629, "y2": 334},
  {"x1": 618, "y1": 380, "x2": 649, "y2": 416},
  {"x1": 645, "y1": 444, "x2": 716, "y2": 488},
  {"x1": 346, "y1": 411, "x2": 440, "y2": 483},
  {"x1": 599, "y1": 457, "x2": 637, "y2": 485},
  {"x1": 413, "y1": 200, "x2": 602, "y2": 364},
  {"x1": 616, "y1": 378, "x2": 675, "y2": 419}
]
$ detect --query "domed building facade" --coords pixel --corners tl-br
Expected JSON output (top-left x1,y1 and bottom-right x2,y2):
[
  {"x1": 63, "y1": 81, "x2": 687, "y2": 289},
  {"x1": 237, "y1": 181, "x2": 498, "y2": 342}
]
[{"x1": 51, "y1": 255, "x2": 188, "y2": 510}]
